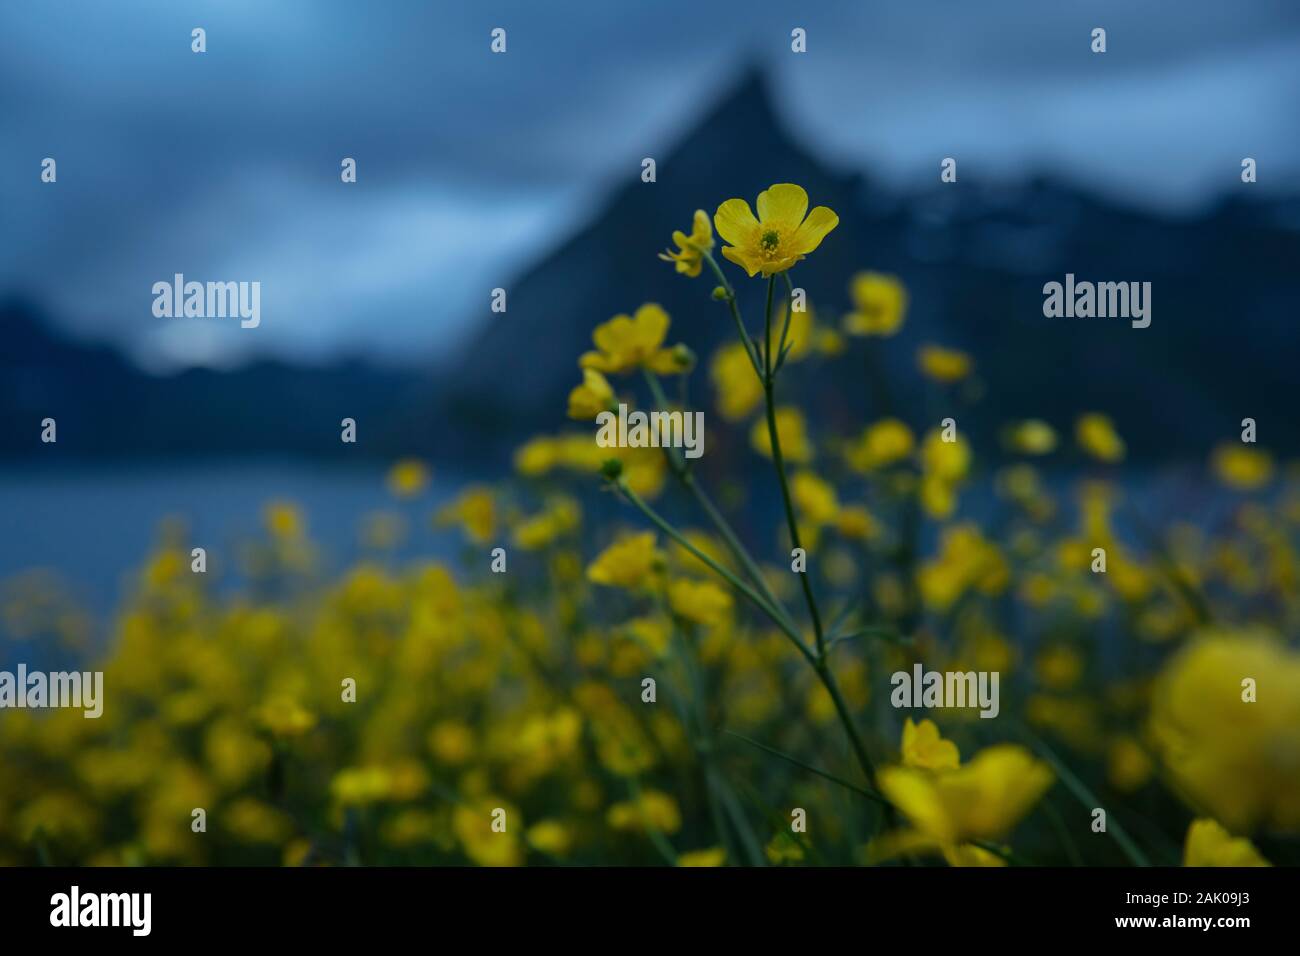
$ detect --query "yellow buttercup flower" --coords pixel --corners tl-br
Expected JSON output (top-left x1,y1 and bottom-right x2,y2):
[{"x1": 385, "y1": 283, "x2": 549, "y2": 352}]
[
  {"x1": 580, "y1": 304, "x2": 686, "y2": 375},
  {"x1": 844, "y1": 418, "x2": 914, "y2": 472},
  {"x1": 567, "y1": 368, "x2": 615, "y2": 420},
  {"x1": 843, "y1": 272, "x2": 908, "y2": 336},
  {"x1": 1076, "y1": 413, "x2": 1125, "y2": 463},
  {"x1": 436, "y1": 485, "x2": 496, "y2": 545},
  {"x1": 917, "y1": 344, "x2": 972, "y2": 383},
  {"x1": 386, "y1": 459, "x2": 430, "y2": 499},
  {"x1": 1004, "y1": 420, "x2": 1057, "y2": 456},
  {"x1": 586, "y1": 532, "x2": 665, "y2": 589},
  {"x1": 750, "y1": 406, "x2": 814, "y2": 463},
  {"x1": 901, "y1": 718, "x2": 960, "y2": 771},
  {"x1": 658, "y1": 209, "x2": 713, "y2": 278},
  {"x1": 1150, "y1": 630, "x2": 1300, "y2": 832},
  {"x1": 667, "y1": 577, "x2": 733, "y2": 627},
  {"x1": 878, "y1": 744, "x2": 1054, "y2": 846},
  {"x1": 607, "y1": 790, "x2": 682, "y2": 834},
  {"x1": 1183, "y1": 819, "x2": 1270, "y2": 867},
  {"x1": 677, "y1": 846, "x2": 727, "y2": 867},
  {"x1": 710, "y1": 341, "x2": 764, "y2": 421},
  {"x1": 714, "y1": 183, "x2": 839, "y2": 277},
  {"x1": 1211, "y1": 443, "x2": 1274, "y2": 491},
  {"x1": 791, "y1": 471, "x2": 839, "y2": 526}
]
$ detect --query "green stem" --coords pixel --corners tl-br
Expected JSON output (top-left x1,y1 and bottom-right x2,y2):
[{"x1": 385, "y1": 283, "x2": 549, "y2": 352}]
[
  {"x1": 642, "y1": 368, "x2": 802, "y2": 639},
  {"x1": 615, "y1": 478, "x2": 815, "y2": 664},
  {"x1": 703, "y1": 250, "x2": 763, "y2": 377}
]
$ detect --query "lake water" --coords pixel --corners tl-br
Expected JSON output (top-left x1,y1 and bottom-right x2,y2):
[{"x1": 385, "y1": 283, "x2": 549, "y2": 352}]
[{"x1": 0, "y1": 461, "x2": 461, "y2": 617}]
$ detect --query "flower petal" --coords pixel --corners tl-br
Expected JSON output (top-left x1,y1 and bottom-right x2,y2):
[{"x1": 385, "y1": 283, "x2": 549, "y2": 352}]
[
  {"x1": 633, "y1": 303, "x2": 670, "y2": 348},
  {"x1": 714, "y1": 199, "x2": 759, "y2": 246},
  {"x1": 790, "y1": 206, "x2": 839, "y2": 255},
  {"x1": 721, "y1": 243, "x2": 760, "y2": 277},
  {"x1": 756, "y1": 184, "x2": 808, "y2": 229}
]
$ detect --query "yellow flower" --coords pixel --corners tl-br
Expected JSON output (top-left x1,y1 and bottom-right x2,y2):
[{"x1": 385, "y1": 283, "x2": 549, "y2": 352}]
[
  {"x1": 901, "y1": 718, "x2": 960, "y2": 771},
  {"x1": 330, "y1": 766, "x2": 394, "y2": 807},
  {"x1": 1036, "y1": 644, "x2": 1084, "y2": 690},
  {"x1": 791, "y1": 471, "x2": 839, "y2": 526},
  {"x1": 750, "y1": 406, "x2": 813, "y2": 463},
  {"x1": 607, "y1": 790, "x2": 682, "y2": 834},
  {"x1": 658, "y1": 209, "x2": 713, "y2": 277},
  {"x1": 386, "y1": 459, "x2": 430, "y2": 499},
  {"x1": 1106, "y1": 736, "x2": 1154, "y2": 792},
  {"x1": 526, "y1": 820, "x2": 573, "y2": 857},
  {"x1": 714, "y1": 183, "x2": 839, "y2": 277},
  {"x1": 677, "y1": 846, "x2": 727, "y2": 867},
  {"x1": 1076, "y1": 413, "x2": 1125, "y2": 463},
  {"x1": 917, "y1": 344, "x2": 972, "y2": 383},
  {"x1": 453, "y1": 798, "x2": 523, "y2": 866},
  {"x1": 709, "y1": 342, "x2": 763, "y2": 421},
  {"x1": 586, "y1": 532, "x2": 664, "y2": 589},
  {"x1": 580, "y1": 304, "x2": 685, "y2": 375},
  {"x1": 844, "y1": 418, "x2": 914, "y2": 472},
  {"x1": 427, "y1": 721, "x2": 475, "y2": 765},
  {"x1": 667, "y1": 577, "x2": 733, "y2": 627},
  {"x1": 835, "y1": 504, "x2": 879, "y2": 541},
  {"x1": 567, "y1": 368, "x2": 615, "y2": 420},
  {"x1": 436, "y1": 485, "x2": 496, "y2": 545},
  {"x1": 921, "y1": 427, "x2": 971, "y2": 482},
  {"x1": 1183, "y1": 819, "x2": 1270, "y2": 867},
  {"x1": 1211, "y1": 443, "x2": 1273, "y2": 490},
  {"x1": 843, "y1": 272, "x2": 908, "y2": 336},
  {"x1": 878, "y1": 744, "x2": 1054, "y2": 846},
  {"x1": 1004, "y1": 420, "x2": 1057, "y2": 456},
  {"x1": 264, "y1": 501, "x2": 304, "y2": 539},
  {"x1": 1150, "y1": 630, "x2": 1300, "y2": 832},
  {"x1": 256, "y1": 697, "x2": 316, "y2": 738}
]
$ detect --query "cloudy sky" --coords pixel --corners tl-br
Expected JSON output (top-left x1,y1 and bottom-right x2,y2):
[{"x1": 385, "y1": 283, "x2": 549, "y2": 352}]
[{"x1": 3, "y1": 0, "x2": 1298, "y2": 372}]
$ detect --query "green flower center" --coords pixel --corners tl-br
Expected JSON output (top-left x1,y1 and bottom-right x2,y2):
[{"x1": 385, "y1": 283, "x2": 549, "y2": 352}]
[{"x1": 760, "y1": 229, "x2": 781, "y2": 254}]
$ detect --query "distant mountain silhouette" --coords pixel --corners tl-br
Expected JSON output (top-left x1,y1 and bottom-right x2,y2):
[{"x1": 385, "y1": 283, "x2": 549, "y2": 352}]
[
  {"x1": 446, "y1": 67, "x2": 1300, "y2": 463},
  {"x1": 4, "y1": 68, "x2": 1300, "y2": 465}
]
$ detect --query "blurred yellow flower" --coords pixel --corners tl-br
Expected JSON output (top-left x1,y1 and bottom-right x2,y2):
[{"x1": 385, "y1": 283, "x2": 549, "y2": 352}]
[
  {"x1": 668, "y1": 577, "x2": 733, "y2": 627},
  {"x1": 607, "y1": 790, "x2": 682, "y2": 834},
  {"x1": 658, "y1": 209, "x2": 714, "y2": 277},
  {"x1": 580, "y1": 303, "x2": 684, "y2": 375},
  {"x1": 1183, "y1": 818, "x2": 1270, "y2": 867},
  {"x1": 567, "y1": 368, "x2": 615, "y2": 420},
  {"x1": 1004, "y1": 419, "x2": 1057, "y2": 456},
  {"x1": 526, "y1": 819, "x2": 574, "y2": 857},
  {"x1": 750, "y1": 406, "x2": 813, "y2": 463},
  {"x1": 901, "y1": 718, "x2": 960, "y2": 771},
  {"x1": 878, "y1": 744, "x2": 1054, "y2": 846},
  {"x1": 677, "y1": 846, "x2": 727, "y2": 867},
  {"x1": 453, "y1": 798, "x2": 523, "y2": 866},
  {"x1": 1076, "y1": 413, "x2": 1125, "y2": 463},
  {"x1": 709, "y1": 342, "x2": 763, "y2": 421},
  {"x1": 917, "y1": 344, "x2": 972, "y2": 383},
  {"x1": 436, "y1": 485, "x2": 497, "y2": 545},
  {"x1": 1150, "y1": 631, "x2": 1300, "y2": 832},
  {"x1": 791, "y1": 471, "x2": 839, "y2": 526},
  {"x1": 587, "y1": 532, "x2": 664, "y2": 589},
  {"x1": 1211, "y1": 443, "x2": 1273, "y2": 490},
  {"x1": 714, "y1": 183, "x2": 839, "y2": 277},
  {"x1": 843, "y1": 272, "x2": 907, "y2": 336},
  {"x1": 386, "y1": 459, "x2": 430, "y2": 499},
  {"x1": 845, "y1": 418, "x2": 914, "y2": 472}
]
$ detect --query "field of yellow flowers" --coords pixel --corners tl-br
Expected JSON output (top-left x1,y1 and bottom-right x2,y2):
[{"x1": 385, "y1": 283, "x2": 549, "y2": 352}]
[{"x1": 2, "y1": 184, "x2": 1297, "y2": 868}]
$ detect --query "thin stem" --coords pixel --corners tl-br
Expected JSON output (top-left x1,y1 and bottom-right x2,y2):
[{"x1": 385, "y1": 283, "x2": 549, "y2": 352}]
[
  {"x1": 642, "y1": 368, "x2": 802, "y2": 638},
  {"x1": 761, "y1": 275, "x2": 827, "y2": 659},
  {"x1": 725, "y1": 730, "x2": 889, "y2": 806},
  {"x1": 703, "y1": 250, "x2": 763, "y2": 378},
  {"x1": 614, "y1": 477, "x2": 815, "y2": 664}
]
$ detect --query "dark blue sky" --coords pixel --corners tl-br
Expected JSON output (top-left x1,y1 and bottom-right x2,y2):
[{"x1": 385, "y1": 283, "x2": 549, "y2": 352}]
[{"x1": 3, "y1": 0, "x2": 1298, "y2": 372}]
